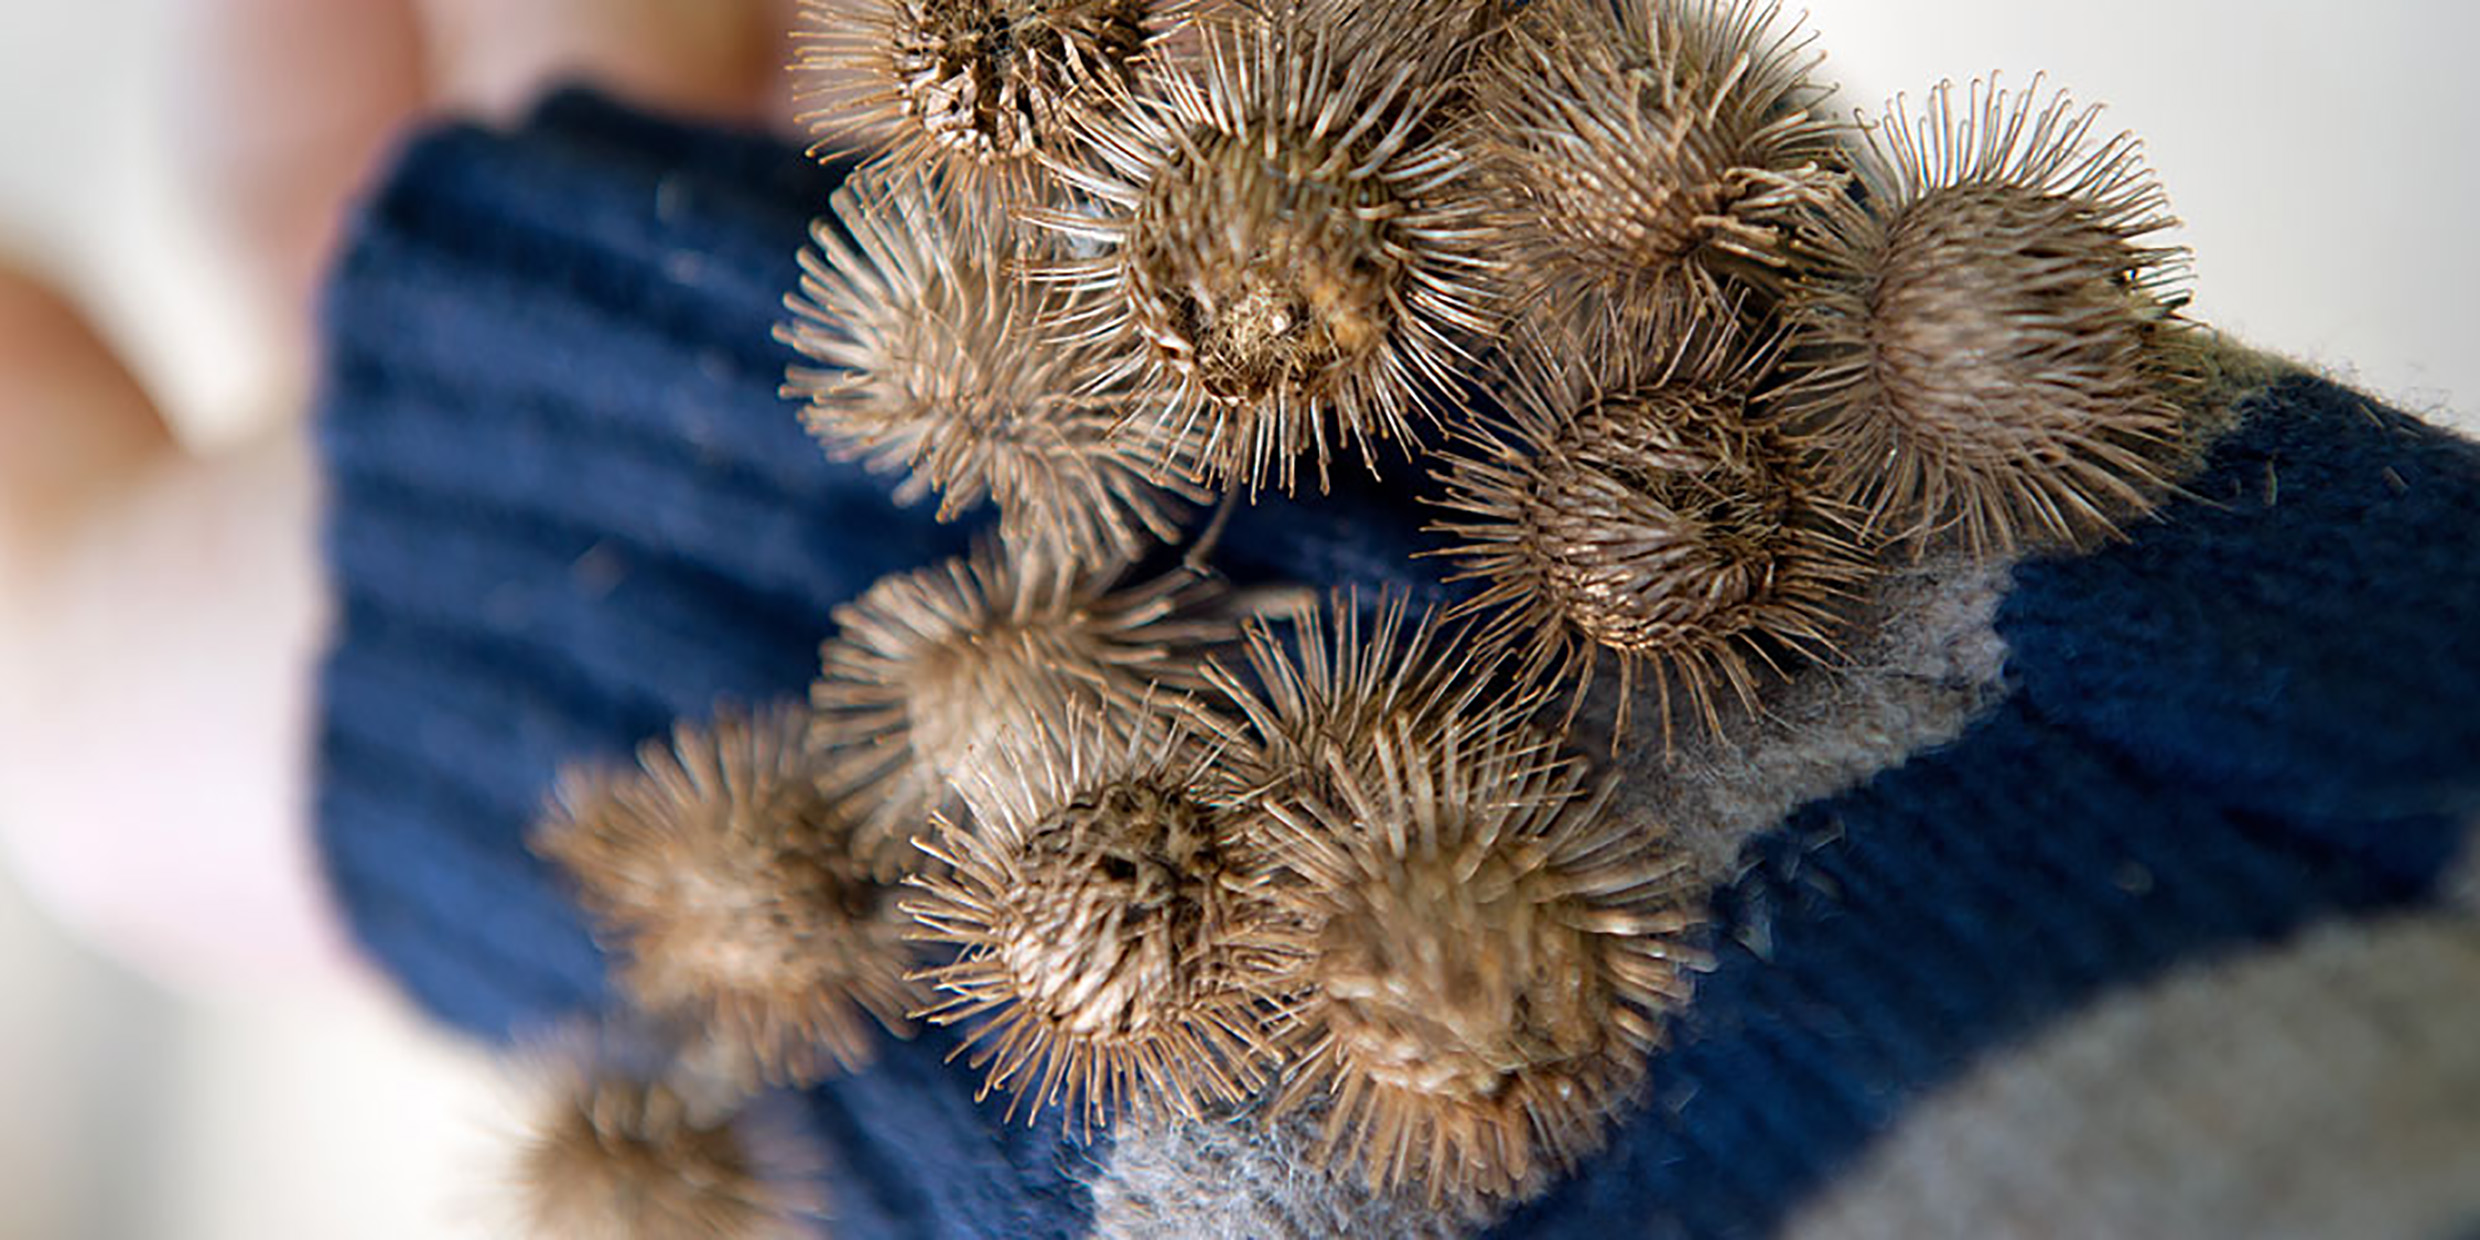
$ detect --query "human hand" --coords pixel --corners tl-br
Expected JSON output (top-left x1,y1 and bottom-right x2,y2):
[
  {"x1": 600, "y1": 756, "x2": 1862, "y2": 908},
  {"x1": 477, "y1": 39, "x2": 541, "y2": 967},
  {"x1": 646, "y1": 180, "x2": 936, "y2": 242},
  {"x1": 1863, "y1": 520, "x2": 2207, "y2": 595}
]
[{"x1": 0, "y1": 0, "x2": 798, "y2": 995}]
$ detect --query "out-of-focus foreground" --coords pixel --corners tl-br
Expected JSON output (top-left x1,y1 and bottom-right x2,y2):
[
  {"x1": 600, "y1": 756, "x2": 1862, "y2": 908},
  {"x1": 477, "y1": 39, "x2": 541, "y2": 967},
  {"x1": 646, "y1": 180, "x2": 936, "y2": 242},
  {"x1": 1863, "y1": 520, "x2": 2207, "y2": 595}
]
[
  {"x1": 0, "y1": 863, "x2": 514, "y2": 1240},
  {"x1": 0, "y1": 1, "x2": 2473, "y2": 1237}
]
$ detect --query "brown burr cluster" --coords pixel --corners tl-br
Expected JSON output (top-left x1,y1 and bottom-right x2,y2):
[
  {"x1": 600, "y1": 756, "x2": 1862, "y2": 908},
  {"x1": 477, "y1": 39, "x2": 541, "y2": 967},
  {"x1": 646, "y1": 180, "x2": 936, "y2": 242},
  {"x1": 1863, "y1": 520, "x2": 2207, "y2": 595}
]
[
  {"x1": 791, "y1": 0, "x2": 1164, "y2": 198},
  {"x1": 531, "y1": 705, "x2": 919, "y2": 1087},
  {"x1": 903, "y1": 716, "x2": 1296, "y2": 1134},
  {"x1": 512, "y1": 1031, "x2": 830, "y2": 1240},
  {"x1": 780, "y1": 166, "x2": 1210, "y2": 572},
  {"x1": 1431, "y1": 327, "x2": 1870, "y2": 744},
  {"x1": 518, "y1": 0, "x2": 2212, "y2": 1219},
  {"x1": 1469, "y1": 0, "x2": 1843, "y2": 352},
  {"x1": 1261, "y1": 719, "x2": 1706, "y2": 1199},
  {"x1": 806, "y1": 541, "x2": 1231, "y2": 875},
  {"x1": 1774, "y1": 77, "x2": 2198, "y2": 553},
  {"x1": 1211, "y1": 596, "x2": 1708, "y2": 1200},
  {"x1": 1023, "y1": 8, "x2": 1501, "y2": 493}
]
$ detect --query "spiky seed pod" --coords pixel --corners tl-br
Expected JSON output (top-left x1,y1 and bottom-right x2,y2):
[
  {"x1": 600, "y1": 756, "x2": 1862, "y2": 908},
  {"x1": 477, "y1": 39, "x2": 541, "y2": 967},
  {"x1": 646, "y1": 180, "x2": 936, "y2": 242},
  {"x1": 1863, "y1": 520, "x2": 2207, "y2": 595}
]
[
  {"x1": 514, "y1": 1040, "x2": 827, "y2": 1240},
  {"x1": 780, "y1": 167, "x2": 1210, "y2": 572},
  {"x1": 1469, "y1": 0, "x2": 1843, "y2": 352},
  {"x1": 1776, "y1": 77, "x2": 2197, "y2": 554},
  {"x1": 532, "y1": 705, "x2": 920, "y2": 1086},
  {"x1": 813, "y1": 543, "x2": 1235, "y2": 876},
  {"x1": 905, "y1": 713, "x2": 1301, "y2": 1135},
  {"x1": 790, "y1": 0, "x2": 1173, "y2": 200},
  {"x1": 1202, "y1": 590, "x2": 1521, "y2": 804},
  {"x1": 1030, "y1": 7, "x2": 1501, "y2": 493},
  {"x1": 1261, "y1": 719, "x2": 1708, "y2": 1202},
  {"x1": 1429, "y1": 331, "x2": 1871, "y2": 745}
]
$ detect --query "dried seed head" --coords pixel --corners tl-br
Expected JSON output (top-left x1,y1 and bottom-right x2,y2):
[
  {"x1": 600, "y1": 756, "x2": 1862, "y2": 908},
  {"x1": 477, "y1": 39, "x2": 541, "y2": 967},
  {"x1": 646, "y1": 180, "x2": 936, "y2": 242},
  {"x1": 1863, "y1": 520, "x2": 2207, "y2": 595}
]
[
  {"x1": 905, "y1": 715, "x2": 1299, "y2": 1135},
  {"x1": 792, "y1": 0, "x2": 1172, "y2": 198},
  {"x1": 781, "y1": 167, "x2": 1210, "y2": 571},
  {"x1": 514, "y1": 1040, "x2": 827, "y2": 1240},
  {"x1": 813, "y1": 543, "x2": 1234, "y2": 875},
  {"x1": 1203, "y1": 590, "x2": 1517, "y2": 803},
  {"x1": 1031, "y1": 10, "x2": 1500, "y2": 493},
  {"x1": 1430, "y1": 334, "x2": 1870, "y2": 744},
  {"x1": 1263, "y1": 720, "x2": 1707, "y2": 1201},
  {"x1": 1778, "y1": 77, "x2": 2196, "y2": 553},
  {"x1": 1471, "y1": 0, "x2": 1842, "y2": 350},
  {"x1": 532, "y1": 705, "x2": 920, "y2": 1086}
]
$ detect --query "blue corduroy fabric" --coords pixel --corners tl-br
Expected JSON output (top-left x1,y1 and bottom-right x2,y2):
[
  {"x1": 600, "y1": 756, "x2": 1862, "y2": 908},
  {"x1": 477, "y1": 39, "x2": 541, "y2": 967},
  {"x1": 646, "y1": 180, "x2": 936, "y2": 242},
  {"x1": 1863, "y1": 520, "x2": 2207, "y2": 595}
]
[{"x1": 313, "y1": 93, "x2": 2480, "y2": 1237}]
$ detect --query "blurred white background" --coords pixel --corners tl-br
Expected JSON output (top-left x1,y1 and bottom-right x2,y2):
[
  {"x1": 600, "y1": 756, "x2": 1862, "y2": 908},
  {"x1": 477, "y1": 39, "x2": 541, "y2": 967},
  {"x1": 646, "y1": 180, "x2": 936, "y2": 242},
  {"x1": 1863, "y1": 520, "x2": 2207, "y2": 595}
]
[{"x1": 0, "y1": 1, "x2": 2473, "y2": 1237}]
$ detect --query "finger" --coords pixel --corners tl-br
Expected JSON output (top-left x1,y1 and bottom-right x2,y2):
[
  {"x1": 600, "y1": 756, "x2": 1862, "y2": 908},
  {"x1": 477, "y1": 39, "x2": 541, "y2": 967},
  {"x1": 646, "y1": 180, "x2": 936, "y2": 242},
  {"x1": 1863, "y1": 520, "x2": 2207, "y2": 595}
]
[
  {"x1": 173, "y1": 0, "x2": 429, "y2": 326},
  {"x1": 0, "y1": 431, "x2": 345, "y2": 996},
  {"x1": 0, "y1": 265, "x2": 349, "y2": 995},
  {"x1": 0, "y1": 265, "x2": 172, "y2": 566},
  {"x1": 415, "y1": 0, "x2": 795, "y2": 126}
]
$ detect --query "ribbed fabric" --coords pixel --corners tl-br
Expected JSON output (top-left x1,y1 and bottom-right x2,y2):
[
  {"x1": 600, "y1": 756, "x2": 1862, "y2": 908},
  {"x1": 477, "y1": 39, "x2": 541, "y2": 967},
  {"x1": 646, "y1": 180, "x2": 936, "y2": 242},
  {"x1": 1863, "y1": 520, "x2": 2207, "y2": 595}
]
[
  {"x1": 1495, "y1": 710, "x2": 2466, "y2": 1239},
  {"x1": 1778, "y1": 911, "x2": 2480, "y2": 1239},
  {"x1": 2005, "y1": 376, "x2": 2480, "y2": 826},
  {"x1": 313, "y1": 93, "x2": 2480, "y2": 1238}
]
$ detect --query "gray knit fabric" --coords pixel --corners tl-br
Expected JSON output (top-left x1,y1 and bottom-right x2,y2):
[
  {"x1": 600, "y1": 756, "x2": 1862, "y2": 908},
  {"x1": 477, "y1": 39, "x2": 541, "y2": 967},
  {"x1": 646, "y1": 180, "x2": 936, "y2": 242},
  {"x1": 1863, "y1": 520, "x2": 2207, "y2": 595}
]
[
  {"x1": 1575, "y1": 550, "x2": 2015, "y2": 889},
  {"x1": 1092, "y1": 1104, "x2": 1494, "y2": 1240},
  {"x1": 2449, "y1": 823, "x2": 2480, "y2": 913},
  {"x1": 1779, "y1": 910, "x2": 2480, "y2": 1240}
]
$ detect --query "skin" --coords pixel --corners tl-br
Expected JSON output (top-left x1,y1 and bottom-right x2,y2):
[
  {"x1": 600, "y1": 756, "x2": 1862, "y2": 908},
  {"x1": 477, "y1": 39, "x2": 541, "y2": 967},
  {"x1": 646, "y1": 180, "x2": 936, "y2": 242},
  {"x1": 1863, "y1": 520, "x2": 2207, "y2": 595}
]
[{"x1": 0, "y1": 0, "x2": 798, "y2": 994}]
